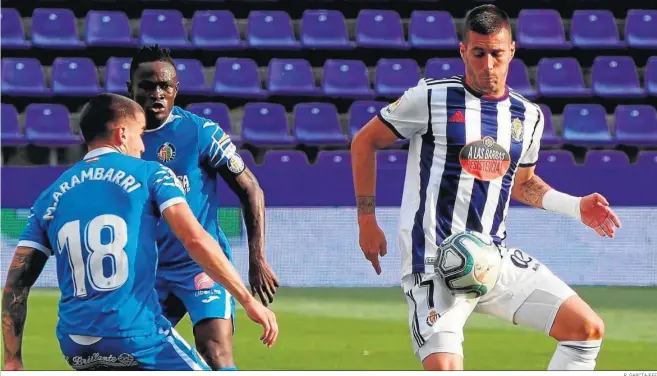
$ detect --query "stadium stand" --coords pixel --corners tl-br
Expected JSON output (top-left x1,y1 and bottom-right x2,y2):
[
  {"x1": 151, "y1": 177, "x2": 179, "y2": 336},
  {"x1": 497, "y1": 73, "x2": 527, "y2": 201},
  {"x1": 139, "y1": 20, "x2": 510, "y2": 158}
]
[{"x1": 1, "y1": 0, "x2": 655, "y2": 168}]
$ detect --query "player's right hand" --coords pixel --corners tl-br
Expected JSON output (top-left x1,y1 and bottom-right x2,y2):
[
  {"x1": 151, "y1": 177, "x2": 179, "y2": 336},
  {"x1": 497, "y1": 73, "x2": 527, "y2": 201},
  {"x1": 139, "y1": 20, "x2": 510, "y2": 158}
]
[
  {"x1": 357, "y1": 216, "x2": 388, "y2": 275},
  {"x1": 242, "y1": 298, "x2": 279, "y2": 348}
]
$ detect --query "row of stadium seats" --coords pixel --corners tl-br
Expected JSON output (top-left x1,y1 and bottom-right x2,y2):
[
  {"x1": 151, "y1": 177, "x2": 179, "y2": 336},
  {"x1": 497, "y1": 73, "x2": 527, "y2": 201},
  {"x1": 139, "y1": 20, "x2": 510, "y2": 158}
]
[
  {"x1": 3, "y1": 8, "x2": 656, "y2": 50},
  {"x1": 4, "y1": 102, "x2": 656, "y2": 147},
  {"x1": 3, "y1": 56, "x2": 656, "y2": 99}
]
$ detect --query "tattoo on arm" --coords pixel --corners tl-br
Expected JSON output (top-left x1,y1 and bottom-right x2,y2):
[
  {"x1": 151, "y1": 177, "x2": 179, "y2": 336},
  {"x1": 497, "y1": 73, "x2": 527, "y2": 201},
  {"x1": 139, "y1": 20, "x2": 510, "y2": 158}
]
[
  {"x1": 2, "y1": 247, "x2": 48, "y2": 365},
  {"x1": 219, "y1": 167, "x2": 266, "y2": 264},
  {"x1": 356, "y1": 196, "x2": 376, "y2": 215},
  {"x1": 512, "y1": 174, "x2": 551, "y2": 208}
]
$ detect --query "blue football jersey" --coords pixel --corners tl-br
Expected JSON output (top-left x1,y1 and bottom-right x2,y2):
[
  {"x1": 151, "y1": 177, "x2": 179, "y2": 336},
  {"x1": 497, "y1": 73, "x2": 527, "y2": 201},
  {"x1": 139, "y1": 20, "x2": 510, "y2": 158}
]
[
  {"x1": 17, "y1": 148, "x2": 187, "y2": 337},
  {"x1": 142, "y1": 106, "x2": 242, "y2": 268}
]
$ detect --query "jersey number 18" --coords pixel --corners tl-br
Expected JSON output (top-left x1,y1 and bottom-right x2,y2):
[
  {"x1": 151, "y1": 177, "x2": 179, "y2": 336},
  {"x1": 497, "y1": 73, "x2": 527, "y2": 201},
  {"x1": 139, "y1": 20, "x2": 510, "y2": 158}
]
[{"x1": 57, "y1": 214, "x2": 129, "y2": 297}]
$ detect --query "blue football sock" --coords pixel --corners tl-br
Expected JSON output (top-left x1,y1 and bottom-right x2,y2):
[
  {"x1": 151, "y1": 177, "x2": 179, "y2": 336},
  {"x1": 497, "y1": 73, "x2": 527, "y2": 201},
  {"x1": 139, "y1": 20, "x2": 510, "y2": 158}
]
[{"x1": 219, "y1": 366, "x2": 238, "y2": 371}]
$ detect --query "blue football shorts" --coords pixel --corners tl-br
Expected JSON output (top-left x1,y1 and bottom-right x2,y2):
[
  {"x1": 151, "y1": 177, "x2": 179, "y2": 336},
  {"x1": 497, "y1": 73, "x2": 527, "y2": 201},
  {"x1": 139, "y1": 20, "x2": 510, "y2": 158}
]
[
  {"x1": 57, "y1": 326, "x2": 210, "y2": 371},
  {"x1": 156, "y1": 262, "x2": 236, "y2": 329}
]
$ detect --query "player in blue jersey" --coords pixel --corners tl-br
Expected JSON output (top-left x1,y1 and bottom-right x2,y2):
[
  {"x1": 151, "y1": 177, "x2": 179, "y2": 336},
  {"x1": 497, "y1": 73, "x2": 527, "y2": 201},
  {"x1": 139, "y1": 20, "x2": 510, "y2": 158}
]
[
  {"x1": 1, "y1": 94, "x2": 278, "y2": 371},
  {"x1": 126, "y1": 45, "x2": 279, "y2": 371},
  {"x1": 351, "y1": 4, "x2": 621, "y2": 372}
]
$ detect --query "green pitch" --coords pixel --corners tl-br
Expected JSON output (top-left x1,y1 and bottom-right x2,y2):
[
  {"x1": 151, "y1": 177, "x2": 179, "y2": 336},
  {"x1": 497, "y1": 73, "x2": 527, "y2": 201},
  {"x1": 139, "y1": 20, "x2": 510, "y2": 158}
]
[{"x1": 2, "y1": 286, "x2": 656, "y2": 370}]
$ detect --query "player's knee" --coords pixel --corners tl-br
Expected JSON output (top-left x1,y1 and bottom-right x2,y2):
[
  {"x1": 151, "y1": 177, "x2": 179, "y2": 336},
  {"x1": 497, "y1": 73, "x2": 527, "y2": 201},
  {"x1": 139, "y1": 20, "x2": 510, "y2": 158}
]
[
  {"x1": 550, "y1": 296, "x2": 604, "y2": 342},
  {"x1": 581, "y1": 315, "x2": 604, "y2": 340},
  {"x1": 422, "y1": 353, "x2": 463, "y2": 371},
  {"x1": 193, "y1": 319, "x2": 234, "y2": 369}
]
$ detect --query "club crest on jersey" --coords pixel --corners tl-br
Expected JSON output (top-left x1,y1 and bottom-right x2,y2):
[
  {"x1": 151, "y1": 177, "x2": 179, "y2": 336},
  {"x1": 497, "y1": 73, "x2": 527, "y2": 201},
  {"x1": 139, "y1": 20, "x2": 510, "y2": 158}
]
[
  {"x1": 459, "y1": 136, "x2": 511, "y2": 181},
  {"x1": 426, "y1": 310, "x2": 439, "y2": 326},
  {"x1": 157, "y1": 142, "x2": 176, "y2": 163},
  {"x1": 511, "y1": 118, "x2": 524, "y2": 143}
]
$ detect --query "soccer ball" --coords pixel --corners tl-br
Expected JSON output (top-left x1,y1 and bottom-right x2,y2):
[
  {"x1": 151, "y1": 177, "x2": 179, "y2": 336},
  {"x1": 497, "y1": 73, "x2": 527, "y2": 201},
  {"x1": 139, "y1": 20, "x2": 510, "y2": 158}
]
[{"x1": 433, "y1": 230, "x2": 502, "y2": 299}]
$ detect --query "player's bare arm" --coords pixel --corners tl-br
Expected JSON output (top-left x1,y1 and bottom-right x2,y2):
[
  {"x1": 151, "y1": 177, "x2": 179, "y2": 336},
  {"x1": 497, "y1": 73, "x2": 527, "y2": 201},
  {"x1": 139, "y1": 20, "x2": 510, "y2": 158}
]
[
  {"x1": 512, "y1": 166, "x2": 621, "y2": 238},
  {"x1": 162, "y1": 201, "x2": 278, "y2": 347},
  {"x1": 2, "y1": 247, "x2": 48, "y2": 370},
  {"x1": 351, "y1": 117, "x2": 399, "y2": 274},
  {"x1": 218, "y1": 166, "x2": 279, "y2": 306}
]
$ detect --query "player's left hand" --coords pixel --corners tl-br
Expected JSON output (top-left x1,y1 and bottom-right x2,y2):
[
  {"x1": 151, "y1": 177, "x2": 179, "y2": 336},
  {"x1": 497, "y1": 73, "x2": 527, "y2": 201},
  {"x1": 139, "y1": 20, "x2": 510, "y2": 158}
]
[
  {"x1": 249, "y1": 261, "x2": 279, "y2": 306},
  {"x1": 580, "y1": 193, "x2": 621, "y2": 238}
]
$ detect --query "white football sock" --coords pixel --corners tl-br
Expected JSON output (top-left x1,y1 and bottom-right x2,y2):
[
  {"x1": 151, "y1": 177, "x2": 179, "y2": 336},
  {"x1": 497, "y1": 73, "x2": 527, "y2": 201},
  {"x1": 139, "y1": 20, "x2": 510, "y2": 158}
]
[{"x1": 547, "y1": 340, "x2": 602, "y2": 370}]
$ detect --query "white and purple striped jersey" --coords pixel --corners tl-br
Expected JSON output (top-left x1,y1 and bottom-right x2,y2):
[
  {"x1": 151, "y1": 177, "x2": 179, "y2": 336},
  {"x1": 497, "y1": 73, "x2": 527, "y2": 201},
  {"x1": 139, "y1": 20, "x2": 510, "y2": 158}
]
[{"x1": 378, "y1": 76, "x2": 545, "y2": 277}]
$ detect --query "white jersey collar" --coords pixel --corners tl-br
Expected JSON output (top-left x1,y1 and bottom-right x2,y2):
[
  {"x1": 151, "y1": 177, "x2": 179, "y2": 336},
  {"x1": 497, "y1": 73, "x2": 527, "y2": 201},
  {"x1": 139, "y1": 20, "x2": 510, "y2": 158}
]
[{"x1": 83, "y1": 147, "x2": 119, "y2": 160}]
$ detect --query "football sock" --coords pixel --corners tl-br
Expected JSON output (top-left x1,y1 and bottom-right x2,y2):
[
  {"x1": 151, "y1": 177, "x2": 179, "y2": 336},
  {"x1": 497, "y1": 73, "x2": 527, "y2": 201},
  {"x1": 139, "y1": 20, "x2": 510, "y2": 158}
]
[
  {"x1": 219, "y1": 366, "x2": 238, "y2": 371},
  {"x1": 547, "y1": 340, "x2": 602, "y2": 370}
]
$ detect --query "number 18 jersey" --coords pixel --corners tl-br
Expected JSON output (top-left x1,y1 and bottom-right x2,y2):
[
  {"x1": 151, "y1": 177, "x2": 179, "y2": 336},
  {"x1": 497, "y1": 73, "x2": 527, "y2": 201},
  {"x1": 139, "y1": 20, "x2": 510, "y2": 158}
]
[{"x1": 17, "y1": 148, "x2": 187, "y2": 338}]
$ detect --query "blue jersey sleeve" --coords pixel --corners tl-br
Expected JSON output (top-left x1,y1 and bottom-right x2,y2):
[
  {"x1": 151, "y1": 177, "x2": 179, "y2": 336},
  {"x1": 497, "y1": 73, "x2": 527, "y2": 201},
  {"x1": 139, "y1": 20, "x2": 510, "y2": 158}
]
[
  {"x1": 17, "y1": 205, "x2": 53, "y2": 257},
  {"x1": 197, "y1": 118, "x2": 246, "y2": 175},
  {"x1": 148, "y1": 162, "x2": 187, "y2": 215}
]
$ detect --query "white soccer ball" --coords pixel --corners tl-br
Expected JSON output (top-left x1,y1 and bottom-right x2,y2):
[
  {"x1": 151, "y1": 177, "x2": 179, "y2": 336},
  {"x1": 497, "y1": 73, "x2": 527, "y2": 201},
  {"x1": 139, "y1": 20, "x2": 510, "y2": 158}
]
[{"x1": 433, "y1": 230, "x2": 503, "y2": 299}]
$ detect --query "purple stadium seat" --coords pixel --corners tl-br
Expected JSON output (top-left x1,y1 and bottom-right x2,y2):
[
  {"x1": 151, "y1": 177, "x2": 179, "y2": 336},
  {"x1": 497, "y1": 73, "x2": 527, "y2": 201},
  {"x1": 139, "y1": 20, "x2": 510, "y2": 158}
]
[
  {"x1": 538, "y1": 104, "x2": 561, "y2": 146},
  {"x1": 507, "y1": 59, "x2": 535, "y2": 99},
  {"x1": 377, "y1": 150, "x2": 408, "y2": 167},
  {"x1": 1, "y1": 58, "x2": 48, "y2": 95},
  {"x1": 322, "y1": 59, "x2": 373, "y2": 99},
  {"x1": 349, "y1": 101, "x2": 387, "y2": 137},
  {"x1": 85, "y1": 11, "x2": 136, "y2": 47},
  {"x1": 584, "y1": 150, "x2": 630, "y2": 167},
  {"x1": 213, "y1": 58, "x2": 266, "y2": 99},
  {"x1": 425, "y1": 58, "x2": 464, "y2": 80},
  {"x1": 24, "y1": 104, "x2": 81, "y2": 146},
  {"x1": 315, "y1": 151, "x2": 352, "y2": 172},
  {"x1": 591, "y1": 56, "x2": 645, "y2": 98},
  {"x1": 535, "y1": 150, "x2": 577, "y2": 186},
  {"x1": 570, "y1": 10, "x2": 623, "y2": 49},
  {"x1": 536, "y1": 58, "x2": 591, "y2": 97},
  {"x1": 537, "y1": 150, "x2": 576, "y2": 170},
  {"x1": 1, "y1": 104, "x2": 27, "y2": 146},
  {"x1": 31, "y1": 8, "x2": 84, "y2": 49},
  {"x1": 186, "y1": 102, "x2": 232, "y2": 132},
  {"x1": 186, "y1": 102, "x2": 239, "y2": 143},
  {"x1": 300, "y1": 10, "x2": 354, "y2": 49},
  {"x1": 190, "y1": 11, "x2": 245, "y2": 49},
  {"x1": 516, "y1": 9, "x2": 570, "y2": 49},
  {"x1": 374, "y1": 59, "x2": 421, "y2": 98},
  {"x1": 51, "y1": 57, "x2": 101, "y2": 95},
  {"x1": 246, "y1": 11, "x2": 300, "y2": 50},
  {"x1": 408, "y1": 11, "x2": 458, "y2": 49},
  {"x1": 356, "y1": 10, "x2": 408, "y2": 49},
  {"x1": 1, "y1": 9, "x2": 30, "y2": 49},
  {"x1": 174, "y1": 59, "x2": 209, "y2": 95},
  {"x1": 241, "y1": 103, "x2": 295, "y2": 146},
  {"x1": 104, "y1": 57, "x2": 131, "y2": 93},
  {"x1": 293, "y1": 103, "x2": 348, "y2": 146},
  {"x1": 267, "y1": 59, "x2": 318, "y2": 96},
  {"x1": 625, "y1": 10, "x2": 657, "y2": 49},
  {"x1": 646, "y1": 57, "x2": 657, "y2": 97},
  {"x1": 614, "y1": 105, "x2": 657, "y2": 145},
  {"x1": 139, "y1": 10, "x2": 190, "y2": 48},
  {"x1": 636, "y1": 151, "x2": 657, "y2": 169},
  {"x1": 263, "y1": 150, "x2": 310, "y2": 167},
  {"x1": 562, "y1": 104, "x2": 613, "y2": 146}
]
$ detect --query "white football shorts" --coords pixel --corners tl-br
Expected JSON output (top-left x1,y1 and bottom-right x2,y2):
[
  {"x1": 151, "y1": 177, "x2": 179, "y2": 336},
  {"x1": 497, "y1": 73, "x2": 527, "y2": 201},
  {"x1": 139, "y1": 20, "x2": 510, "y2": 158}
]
[{"x1": 401, "y1": 245, "x2": 577, "y2": 361}]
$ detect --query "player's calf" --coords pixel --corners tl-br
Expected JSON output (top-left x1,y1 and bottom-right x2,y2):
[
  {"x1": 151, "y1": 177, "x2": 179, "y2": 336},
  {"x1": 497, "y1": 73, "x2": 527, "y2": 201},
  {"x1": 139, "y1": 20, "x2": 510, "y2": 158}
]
[
  {"x1": 547, "y1": 295, "x2": 605, "y2": 370},
  {"x1": 422, "y1": 352, "x2": 463, "y2": 371},
  {"x1": 194, "y1": 318, "x2": 236, "y2": 371}
]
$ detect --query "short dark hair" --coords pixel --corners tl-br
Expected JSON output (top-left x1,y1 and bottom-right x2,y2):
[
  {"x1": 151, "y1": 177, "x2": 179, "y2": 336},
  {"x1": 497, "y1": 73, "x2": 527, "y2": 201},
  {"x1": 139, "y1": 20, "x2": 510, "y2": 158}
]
[
  {"x1": 463, "y1": 5, "x2": 511, "y2": 40},
  {"x1": 79, "y1": 93, "x2": 143, "y2": 143},
  {"x1": 129, "y1": 44, "x2": 175, "y2": 81}
]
